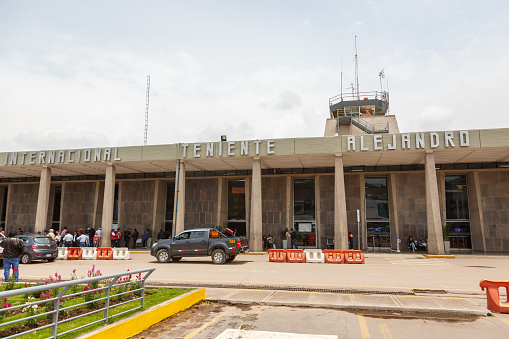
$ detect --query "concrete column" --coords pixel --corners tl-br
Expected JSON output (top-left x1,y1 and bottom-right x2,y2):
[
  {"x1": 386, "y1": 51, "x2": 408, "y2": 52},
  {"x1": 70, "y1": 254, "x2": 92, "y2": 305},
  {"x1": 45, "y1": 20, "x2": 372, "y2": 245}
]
[
  {"x1": 285, "y1": 175, "x2": 292, "y2": 234},
  {"x1": 216, "y1": 178, "x2": 228, "y2": 227},
  {"x1": 245, "y1": 176, "x2": 251, "y2": 238},
  {"x1": 388, "y1": 173, "x2": 400, "y2": 251},
  {"x1": 425, "y1": 151, "x2": 445, "y2": 254},
  {"x1": 467, "y1": 171, "x2": 486, "y2": 252},
  {"x1": 35, "y1": 166, "x2": 52, "y2": 233},
  {"x1": 173, "y1": 161, "x2": 186, "y2": 236},
  {"x1": 315, "y1": 175, "x2": 322, "y2": 249},
  {"x1": 334, "y1": 154, "x2": 348, "y2": 250},
  {"x1": 250, "y1": 158, "x2": 262, "y2": 252},
  {"x1": 100, "y1": 164, "x2": 116, "y2": 247}
]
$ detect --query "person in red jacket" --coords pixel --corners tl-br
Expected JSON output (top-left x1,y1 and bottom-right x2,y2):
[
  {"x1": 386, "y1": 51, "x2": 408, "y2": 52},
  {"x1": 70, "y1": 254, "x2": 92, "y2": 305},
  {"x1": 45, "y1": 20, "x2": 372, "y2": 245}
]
[{"x1": 110, "y1": 229, "x2": 118, "y2": 247}]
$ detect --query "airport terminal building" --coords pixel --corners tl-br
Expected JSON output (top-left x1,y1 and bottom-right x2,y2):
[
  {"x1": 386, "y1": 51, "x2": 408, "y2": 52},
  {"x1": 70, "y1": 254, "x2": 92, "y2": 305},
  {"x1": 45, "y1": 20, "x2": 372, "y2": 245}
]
[{"x1": 1, "y1": 91, "x2": 509, "y2": 254}]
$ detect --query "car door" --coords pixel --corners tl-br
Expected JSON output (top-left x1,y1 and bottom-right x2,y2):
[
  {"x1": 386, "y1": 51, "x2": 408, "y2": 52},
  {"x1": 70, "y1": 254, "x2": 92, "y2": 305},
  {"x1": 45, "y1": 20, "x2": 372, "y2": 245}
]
[
  {"x1": 171, "y1": 231, "x2": 191, "y2": 256},
  {"x1": 187, "y1": 231, "x2": 208, "y2": 255}
]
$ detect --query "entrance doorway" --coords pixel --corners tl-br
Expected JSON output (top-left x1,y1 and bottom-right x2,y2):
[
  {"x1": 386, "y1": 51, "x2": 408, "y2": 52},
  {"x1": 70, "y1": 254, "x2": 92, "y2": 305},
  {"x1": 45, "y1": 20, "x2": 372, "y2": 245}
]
[
  {"x1": 445, "y1": 175, "x2": 472, "y2": 252},
  {"x1": 365, "y1": 177, "x2": 390, "y2": 251},
  {"x1": 227, "y1": 180, "x2": 246, "y2": 236},
  {"x1": 294, "y1": 179, "x2": 317, "y2": 248}
]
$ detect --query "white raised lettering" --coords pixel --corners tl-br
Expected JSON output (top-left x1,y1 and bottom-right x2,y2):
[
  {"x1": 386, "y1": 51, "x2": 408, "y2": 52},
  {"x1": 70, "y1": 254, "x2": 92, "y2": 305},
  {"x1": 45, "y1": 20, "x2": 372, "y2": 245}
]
[
  {"x1": 77, "y1": 150, "x2": 82, "y2": 162},
  {"x1": 67, "y1": 150, "x2": 74, "y2": 163},
  {"x1": 430, "y1": 133, "x2": 440, "y2": 148},
  {"x1": 374, "y1": 135, "x2": 383, "y2": 150},
  {"x1": 4, "y1": 153, "x2": 8, "y2": 165},
  {"x1": 193, "y1": 144, "x2": 201, "y2": 158},
  {"x1": 94, "y1": 148, "x2": 101, "y2": 161},
  {"x1": 347, "y1": 136, "x2": 355, "y2": 151},
  {"x1": 206, "y1": 143, "x2": 214, "y2": 157},
  {"x1": 218, "y1": 142, "x2": 223, "y2": 156},
  {"x1": 228, "y1": 141, "x2": 235, "y2": 156},
  {"x1": 29, "y1": 152, "x2": 36, "y2": 164},
  {"x1": 387, "y1": 135, "x2": 397, "y2": 150},
  {"x1": 241, "y1": 141, "x2": 248, "y2": 155},
  {"x1": 360, "y1": 136, "x2": 368, "y2": 151},
  {"x1": 445, "y1": 132, "x2": 455, "y2": 147},
  {"x1": 48, "y1": 151, "x2": 55, "y2": 164},
  {"x1": 103, "y1": 148, "x2": 111, "y2": 161},
  {"x1": 38, "y1": 152, "x2": 46, "y2": 164},
  {"x1": 267, "y1": 140, "x2": 275, "y2": 154},
  {"x1": 401, "y1": 134, "x2": 410, "y2": 149},
  {"x1": 113, "y1": 148, "x2": 120, "y2": 161},
  {"x1": 20, "y1": 152, "x2": 26, "y2": 165},
  {"x1": 58, "y1": 151, "x2": 65, "y2": 163},
  {"x1": 182, "y1": 144, "x2": 189, "y2": 158},
  {"x1": 415, "y1": 133, "x2": 425, "y2": 149},
  {"x1": 460, "y1": 131, "x2": 470, "y2": 146},
  {"x1": 84, "y1": 149, "x2": 91, "y2": 162},
  {"x1": 254, "y1": 140, "x2": 261, "y2": 155},
  {"x1": 9, "y1": 153, "x2": 17, "y2": 165}
]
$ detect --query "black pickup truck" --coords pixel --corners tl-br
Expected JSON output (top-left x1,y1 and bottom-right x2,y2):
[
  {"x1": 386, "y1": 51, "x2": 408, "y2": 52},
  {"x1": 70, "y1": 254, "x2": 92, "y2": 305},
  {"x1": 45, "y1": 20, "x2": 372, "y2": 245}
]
[{"x1": 151, "y1": 228, "x2": 249, "y2": 264}]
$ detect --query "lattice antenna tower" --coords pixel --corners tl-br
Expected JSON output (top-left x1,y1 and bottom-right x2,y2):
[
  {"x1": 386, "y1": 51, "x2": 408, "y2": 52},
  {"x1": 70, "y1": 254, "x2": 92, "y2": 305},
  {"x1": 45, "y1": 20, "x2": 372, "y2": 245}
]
[{"x1": 144, "y1": 75, "x2": 150, "y2": 145}]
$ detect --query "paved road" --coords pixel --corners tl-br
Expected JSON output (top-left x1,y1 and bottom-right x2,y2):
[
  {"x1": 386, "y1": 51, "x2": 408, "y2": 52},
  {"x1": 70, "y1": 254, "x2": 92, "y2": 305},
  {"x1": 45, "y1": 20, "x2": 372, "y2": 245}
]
[{"x1": 16, "y1": 251, "x2": 509, "y2": 338}]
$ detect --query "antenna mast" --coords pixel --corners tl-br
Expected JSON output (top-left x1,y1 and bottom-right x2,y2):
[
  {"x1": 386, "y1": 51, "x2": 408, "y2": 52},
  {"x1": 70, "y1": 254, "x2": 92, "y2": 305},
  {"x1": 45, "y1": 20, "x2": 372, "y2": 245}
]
[
  {"x1": 354, "y1": 36, "x2": 359, "y2": 100},
  {"x1": 144, "y1": 75, "x2": 150, "y2": 146}
]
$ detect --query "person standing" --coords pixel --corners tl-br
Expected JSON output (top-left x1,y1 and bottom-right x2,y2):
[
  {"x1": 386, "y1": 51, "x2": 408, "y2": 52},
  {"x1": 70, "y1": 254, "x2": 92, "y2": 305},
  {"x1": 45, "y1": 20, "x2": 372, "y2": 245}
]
[
  {"x1": 0, "y1": 231, "x2": 25, "y2": 282},
  {"x1": 348, "y1": 232, "x2": 354, "y2": 250},
  {"x1": 78, "y1": 233, "x2": 88, "y2": 247},
  {"x1": 63, "y1": 232, "x2": 73, "y2": 247},
  {"x1": 143, "y1": 229, "x2": 150, "y2": 248},
  {"x1": 48, "y1": 229, "x2": 55, "y2": 241},
  {"x1": 123, "y1": 228, "x2": 131, "y2": 248},
  {"x1": 290, "y1": 228, "x2": 298, "y2": 249},
  {"x1": 116, "y1": 229, "x2": 123, "y2": 247},
  {"x1": 132, "y1": 228, "x2": 139, "y2": 249},
  {"x1": 110, "y1": 229, "x2": 118, "y2": 247},
  {"x1": 96, "y1": 228, "x2": 101, "y2": 247}
]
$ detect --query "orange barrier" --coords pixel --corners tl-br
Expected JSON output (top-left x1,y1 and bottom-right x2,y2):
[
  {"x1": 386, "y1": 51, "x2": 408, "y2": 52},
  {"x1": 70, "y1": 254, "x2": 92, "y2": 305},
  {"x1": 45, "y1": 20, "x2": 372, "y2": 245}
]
[
  {"x1": 323, "y1": 250, "x2": 344, "y2": 264},
  {"x1": 480, "y1": 280, "x2": 509, "y2": 313},
  {"x1": 97, "y1": 247, "x2": 113, "y2": 260},
  {"x1": 343, "y1": 250, "x2": 365, "y2": 264},
  {"x1": 67, "y1": 247, "x2": 83, "y2": 260},
  {"x1": 285, "y1": 249, "x2": 306, "y2": 263},
  {"x1": 268, "y1": 249, "x2": 286, "y2": 262}
]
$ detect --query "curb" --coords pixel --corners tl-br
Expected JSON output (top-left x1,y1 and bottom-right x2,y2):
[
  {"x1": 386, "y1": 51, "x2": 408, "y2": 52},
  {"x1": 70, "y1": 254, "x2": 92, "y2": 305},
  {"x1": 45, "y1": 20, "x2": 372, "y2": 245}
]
[
  {"x1": 423, "y1": 255, "x2": 456, "y2": 259},
  {"x1": 77, "y1": 288, "x2": 205, "y2": 339},
  {"x1": 208, "y1": 298, "x2": 488, "y2": 317}
]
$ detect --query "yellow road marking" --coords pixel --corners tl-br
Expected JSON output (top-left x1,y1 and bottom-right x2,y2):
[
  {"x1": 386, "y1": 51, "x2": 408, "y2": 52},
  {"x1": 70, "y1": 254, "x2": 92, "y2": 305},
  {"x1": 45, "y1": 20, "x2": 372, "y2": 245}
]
[
  {"x1": 358, "y1": 314, "x2": 370, "y2": 339},
  {"x1": 379, "y1": 318, "x2": 393, "y2": 339},
  {"x1": 498, "y1": 318, "x2": 509, "y2": 326},
  {"x1": 184, "y1": 312, "x2": 224, "y2": 339}
]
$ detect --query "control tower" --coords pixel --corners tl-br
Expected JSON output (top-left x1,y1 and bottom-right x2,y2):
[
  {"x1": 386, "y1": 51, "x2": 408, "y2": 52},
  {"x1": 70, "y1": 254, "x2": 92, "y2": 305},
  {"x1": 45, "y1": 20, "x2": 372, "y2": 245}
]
[{"x1": 324, "y1": 90, "x2": 399, "y2": 136}]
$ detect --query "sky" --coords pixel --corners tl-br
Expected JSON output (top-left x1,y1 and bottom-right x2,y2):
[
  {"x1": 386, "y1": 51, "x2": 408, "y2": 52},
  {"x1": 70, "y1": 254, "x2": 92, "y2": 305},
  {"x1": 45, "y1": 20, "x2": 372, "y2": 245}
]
[{"x1": 1, "y1": 1, "x2": 509, "y2": 152}]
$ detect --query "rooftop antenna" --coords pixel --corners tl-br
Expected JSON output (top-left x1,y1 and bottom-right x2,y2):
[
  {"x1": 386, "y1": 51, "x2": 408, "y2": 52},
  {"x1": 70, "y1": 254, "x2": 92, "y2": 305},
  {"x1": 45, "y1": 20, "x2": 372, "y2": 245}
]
[
  {"x1": 144, "y1": 75, "x2": 150, "y2": 146},
  {"x1": 379, "y1": 69, "x2": 385, "y2": 93},
  {"x1": 354, "y1": 36, "x2": 359, "y2": 100}
]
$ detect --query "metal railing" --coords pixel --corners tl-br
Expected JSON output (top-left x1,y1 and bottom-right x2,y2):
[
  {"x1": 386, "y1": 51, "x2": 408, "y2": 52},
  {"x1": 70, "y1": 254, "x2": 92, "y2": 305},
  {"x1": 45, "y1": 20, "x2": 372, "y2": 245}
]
[
  {"x1": 329, "y1": 91, "x2": 389, "y2": 107},
  {"x1": 0, "y1": 267, "x2": 155, "y2": 339}
]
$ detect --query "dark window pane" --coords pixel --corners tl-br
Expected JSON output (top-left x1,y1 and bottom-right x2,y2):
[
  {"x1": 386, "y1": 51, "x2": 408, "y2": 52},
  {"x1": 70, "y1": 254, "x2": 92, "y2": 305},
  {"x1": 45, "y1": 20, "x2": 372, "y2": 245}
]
[
  {"x1": 445, "y1": 175, "x2": 469, "y2": 220},
  {"x1": 228, "y1": 180, "x2": 246, "y2": 220},
  {"x1": 365, "y1": 177, "x2": 389, "y2": 220},
  {"x1": 294, "y1": 179, "x2": 315, "y2": 220}
]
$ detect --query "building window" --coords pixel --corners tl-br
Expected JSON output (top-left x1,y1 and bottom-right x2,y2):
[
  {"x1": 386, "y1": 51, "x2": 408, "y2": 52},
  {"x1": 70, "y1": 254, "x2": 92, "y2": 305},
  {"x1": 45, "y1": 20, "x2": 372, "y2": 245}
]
[
  {"x1": 113, "y1": 184, "x2": 119, "y2": 223},
  {"x1": 365, "y1": 177, "x2": 390, "y2": 249},
  {"x1": 227, "y1": 180, "x2": 246, "y2": 236},
  {"x1": 0, "y1": 187, "x2": 7, "y2": 231},
  {"x1": 445, "y1": 175, "x2": 471, "y2": 250},
  {"x1": 51, "y1": 185, "x2": 62, "y2": 230}
]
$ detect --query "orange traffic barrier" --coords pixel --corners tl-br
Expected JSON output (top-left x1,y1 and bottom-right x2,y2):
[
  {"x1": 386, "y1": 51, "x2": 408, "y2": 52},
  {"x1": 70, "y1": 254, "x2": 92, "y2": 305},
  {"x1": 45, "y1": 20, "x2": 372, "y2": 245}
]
[
  {"x1": 343, "y1": 250, "x2": 365, "y2": 264},
  {"x1": 285, "y1": 249, "x2": 306, "y2": 263},
  {"x1": 67, "y1": 247, "x2": 83, "y2": 260},
  {"x1": 97, "y1": 247, "x2": 113, "y2": 260},
  {"x1": 323, "y1": 250, "x2": 344, "y2": 264},
  {"x1": 480, "y1": 280, "x2": 509, "y2": 313},
  {"x1": 268, "y1": 249, "x2": 286, "y2": 262}
]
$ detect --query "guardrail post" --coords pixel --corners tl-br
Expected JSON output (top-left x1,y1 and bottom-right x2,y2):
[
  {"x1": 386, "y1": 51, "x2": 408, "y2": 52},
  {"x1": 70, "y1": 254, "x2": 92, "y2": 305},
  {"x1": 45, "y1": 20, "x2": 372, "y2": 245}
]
[
  {"x1": 105, "y1": 277, "x2": 120, "y2": 323},
  {"x1": 52, "y1": 286, "x2": 71, "y2": 338}
]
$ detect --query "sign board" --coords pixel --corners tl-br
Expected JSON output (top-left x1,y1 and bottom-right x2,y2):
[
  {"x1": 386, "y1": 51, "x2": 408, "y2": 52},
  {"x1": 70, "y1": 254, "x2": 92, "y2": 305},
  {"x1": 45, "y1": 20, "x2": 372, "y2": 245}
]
[{"x1": 298, "y1": 223, "x2": 312, "y2": 232}]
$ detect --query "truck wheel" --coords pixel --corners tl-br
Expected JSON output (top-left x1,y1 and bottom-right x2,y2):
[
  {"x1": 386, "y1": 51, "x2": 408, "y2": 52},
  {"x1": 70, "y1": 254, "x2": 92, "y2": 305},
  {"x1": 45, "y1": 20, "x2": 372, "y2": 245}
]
[
  {"x1": 211, "y1": 249, "x2": 226, "y2": 264},
  {"x1": 21, "y1": 253, "x2": 32, "y2": 264},
  {"x1": 172, "y1": 257, "x2": 182, "y2": 262},
  {"x1": 226, "y1": 255, "x2": 236, "y2": 262},
  {"x1": 156, "y1": 249, "x2": 170, "y2": 263}
]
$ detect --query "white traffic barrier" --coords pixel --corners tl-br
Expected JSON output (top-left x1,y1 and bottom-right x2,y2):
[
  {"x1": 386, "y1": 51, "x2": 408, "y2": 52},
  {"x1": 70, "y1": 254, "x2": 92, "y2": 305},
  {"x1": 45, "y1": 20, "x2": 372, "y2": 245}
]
[
  {"x1": 82, "y1": 247, "x2": 97, "y2": 260},
  {"x1": 304, "y1": 249, "x2": 325, "y2": 263},
  {"x1": 113, "y1": 247, "x2": 130, "y2": 260},
  {"x1": 57, "y1": 247, "x2": 68, "y2": 260}
]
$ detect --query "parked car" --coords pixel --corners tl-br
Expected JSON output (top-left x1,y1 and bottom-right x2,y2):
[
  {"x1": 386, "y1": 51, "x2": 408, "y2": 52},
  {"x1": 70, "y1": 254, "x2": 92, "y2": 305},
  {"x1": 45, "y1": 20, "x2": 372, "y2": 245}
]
[
  {"x1": 0, "y1": 235, "x2": 58, "y2": 265},
  {"x1": 151, "y1": 228, "x2": 249, "y2": 264}
]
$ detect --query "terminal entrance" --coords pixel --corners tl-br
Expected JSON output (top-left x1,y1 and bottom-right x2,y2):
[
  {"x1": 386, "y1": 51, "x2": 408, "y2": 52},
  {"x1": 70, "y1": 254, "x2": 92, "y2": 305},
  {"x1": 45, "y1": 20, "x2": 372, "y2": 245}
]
[
  {"x1": 365, "y1": 177, "x2": 391, "y2": 251},
  {"x1": 227, "y1": 180, "x2": 246, "y2": 236},
  {"x1": 294, "y1": 179, "x2": 317, "y2": 248},
  {"x1": 445, "y1": 175, "x2": 472, "y2": 251}
]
